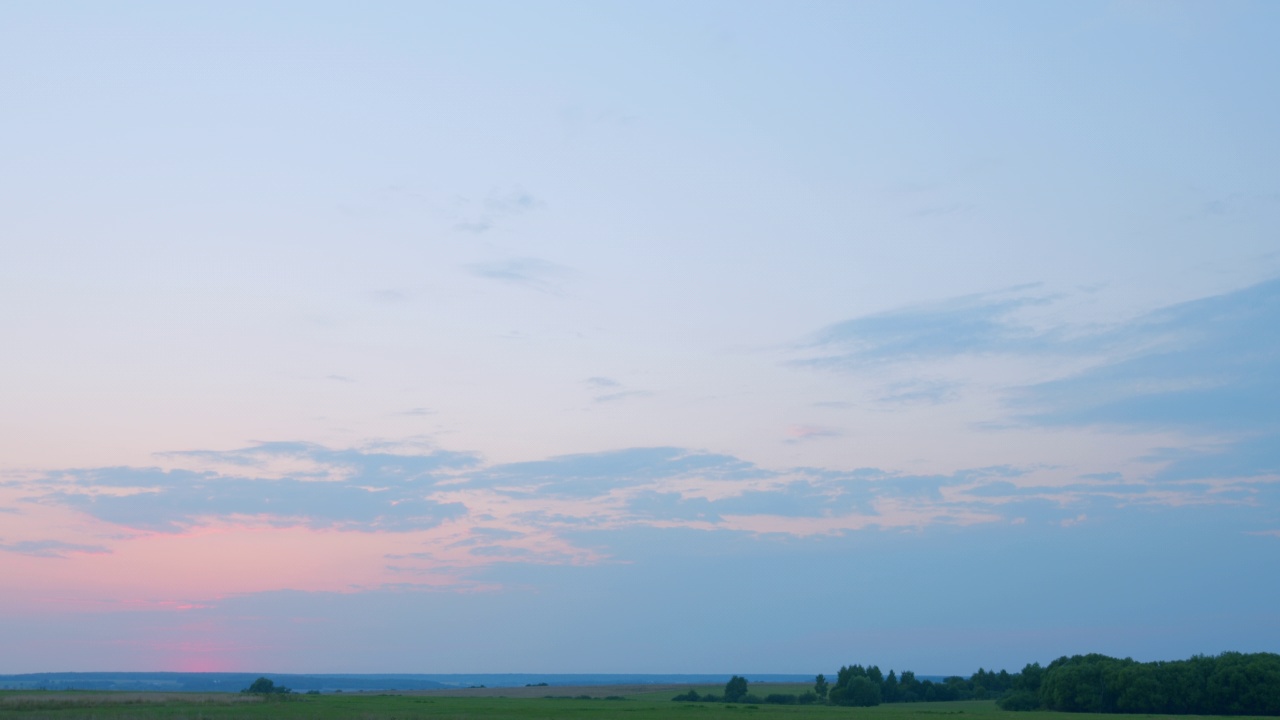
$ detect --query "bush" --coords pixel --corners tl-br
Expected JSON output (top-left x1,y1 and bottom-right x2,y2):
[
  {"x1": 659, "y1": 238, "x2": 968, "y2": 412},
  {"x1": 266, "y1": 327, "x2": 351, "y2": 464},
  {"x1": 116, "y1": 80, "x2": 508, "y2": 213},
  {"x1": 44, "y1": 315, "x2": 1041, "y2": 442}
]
[
  {"x1": 765, "y1": 694, "x2": 797, "y2": 705},
  {"x1": 797, "y1": 691, "x2": 818, "y2": 705},
  {"x1": 997, "y1": 690, "x2": 1042, "y2": 711}
]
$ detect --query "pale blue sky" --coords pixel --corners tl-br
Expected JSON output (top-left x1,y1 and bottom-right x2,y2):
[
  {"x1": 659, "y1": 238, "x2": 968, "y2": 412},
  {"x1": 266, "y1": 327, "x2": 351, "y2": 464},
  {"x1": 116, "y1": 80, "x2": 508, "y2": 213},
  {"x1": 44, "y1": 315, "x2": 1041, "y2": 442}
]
[{"x1": 1, "y1": 1, "x2": 1277, "y2": 674}]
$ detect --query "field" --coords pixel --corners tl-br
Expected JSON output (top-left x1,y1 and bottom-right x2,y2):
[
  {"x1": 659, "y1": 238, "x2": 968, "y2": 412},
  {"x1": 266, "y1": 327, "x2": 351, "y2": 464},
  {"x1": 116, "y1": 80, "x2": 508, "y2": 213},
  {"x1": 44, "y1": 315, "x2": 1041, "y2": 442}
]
[{"x1": 0, "y1": 689, "x2": 1274, "y2": 720}]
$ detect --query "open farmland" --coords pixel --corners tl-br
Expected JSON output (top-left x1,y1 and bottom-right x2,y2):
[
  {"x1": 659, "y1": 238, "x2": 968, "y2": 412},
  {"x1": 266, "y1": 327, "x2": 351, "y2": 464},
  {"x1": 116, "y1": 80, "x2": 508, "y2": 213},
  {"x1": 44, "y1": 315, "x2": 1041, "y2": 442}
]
[{"x1": 1, "y1": 693, "x2": 1277, "y2": 720}]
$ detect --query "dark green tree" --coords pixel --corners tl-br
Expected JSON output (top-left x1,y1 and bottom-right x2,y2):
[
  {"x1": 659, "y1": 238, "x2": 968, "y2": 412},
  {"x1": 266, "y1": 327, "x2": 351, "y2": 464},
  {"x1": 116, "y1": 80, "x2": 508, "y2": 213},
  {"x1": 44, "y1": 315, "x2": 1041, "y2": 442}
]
[
  {"x1": 724, "y1": 676, "x2": 749, "y2": 703},
  {"x1": 883, "y1": 670, "x2": 901, "y2": 703},
  {"x1": 243, "y1": 677, "x2": 291, "y2": 694},
  {"x1": 899, "y1": 670, "x2": 922, "y2": 702},
  {"x1": 814, "y1": 674, "x2": 829, "y2": 699},
  {"x1": 830, "y1": 676, "x2": 882, "y2": 707}
]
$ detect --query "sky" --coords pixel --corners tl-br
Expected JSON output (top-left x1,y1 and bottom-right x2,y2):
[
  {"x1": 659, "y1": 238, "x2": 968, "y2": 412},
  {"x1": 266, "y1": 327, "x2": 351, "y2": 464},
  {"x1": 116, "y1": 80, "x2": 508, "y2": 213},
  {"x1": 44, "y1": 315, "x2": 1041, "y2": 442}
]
[{"x1": 1, "y1": 0, "x2": 1278, "y2": 676}]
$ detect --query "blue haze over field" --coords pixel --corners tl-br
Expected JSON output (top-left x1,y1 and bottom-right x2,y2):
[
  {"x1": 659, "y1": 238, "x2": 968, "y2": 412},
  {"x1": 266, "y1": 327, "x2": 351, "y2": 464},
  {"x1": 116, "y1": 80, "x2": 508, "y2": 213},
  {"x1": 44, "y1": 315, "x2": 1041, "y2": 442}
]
[{"x1": 0, "y1": 1, "x2": 1277, "y2": 675}]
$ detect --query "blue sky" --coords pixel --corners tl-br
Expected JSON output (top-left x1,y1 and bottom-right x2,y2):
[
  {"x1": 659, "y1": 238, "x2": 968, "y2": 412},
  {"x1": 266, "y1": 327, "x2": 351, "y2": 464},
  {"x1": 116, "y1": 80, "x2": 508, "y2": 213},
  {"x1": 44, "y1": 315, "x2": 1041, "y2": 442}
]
[{"x1": 1, "y1": 1, "x2": 1278, "y2": 675}]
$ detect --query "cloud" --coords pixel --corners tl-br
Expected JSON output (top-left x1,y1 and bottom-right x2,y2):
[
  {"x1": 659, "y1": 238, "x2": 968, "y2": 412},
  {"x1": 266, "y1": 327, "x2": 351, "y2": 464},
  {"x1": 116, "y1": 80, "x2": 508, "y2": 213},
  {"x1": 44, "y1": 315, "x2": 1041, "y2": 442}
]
[
  {"x1": 583, "y1": 376, "x2": 650, "y2": 404},
  {"x1": 464, "y1": 257, "x2": 573, "y2": 293},
  {"x1": 1148, "y1": 436, "x2": 1280, "y2": 482},
  {"x1": 12, "y1": 436, "x2": 1275, "y2": 589},
  {"x1": 1201, "y1": 192, "x2": 1280, "y2": 217},
  {"x1": 793, "y1": 285, "x2": 1054, "y2": 368},
  {"x1": 0, "y1": 539, "x2": 112, "y2": 558},
  {"x1": 454, "y1": 188, "x2": 542, "y2": 234},
  {"x1": 1014, "y1": 278, "x2": 1280, "y2": 435},
  {"x1": 792, "y1": 277, "x2": 1280, "y2": 488},
  {"x1": 877, "y1": 379, "x2": 961, "y2": 405},
  {"x1": 22, "y1": 442, "x2": 1262, "y2": 541},
  {"x1": 26, "y1": 443, "x2": 480, "y2": 534},
  {"x1": 785, "y1": 424, "x2": 842, "y2": 443},
  {"x1": 463, "y1": 447, "x2": 766, "y2": 498},
  {"x1": 163, "y1": 441, "x2": 477, "y2": 481},
  {"x1": 1060, "y1": 514, "x2": 1089, "y2": 527},
  {"x1": 37, "y1": 468, "x2": 467, "y2": 533}
]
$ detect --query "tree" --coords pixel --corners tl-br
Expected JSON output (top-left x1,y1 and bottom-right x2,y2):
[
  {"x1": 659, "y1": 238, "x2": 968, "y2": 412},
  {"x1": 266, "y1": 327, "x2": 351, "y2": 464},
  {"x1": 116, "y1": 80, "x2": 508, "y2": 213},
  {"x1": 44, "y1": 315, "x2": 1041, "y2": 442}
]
[
  {"x1": 814, "y1": 674, "x2": 829, "y2": 699},
  {"x1": 830, "y1": 676, "x2": 881, "y2": 707},
  {"x1": 243, "y1": 677, "x2": 291, "y2": 694},
  {"x1": 724, "y1": 676, "x2": 749, "y2": 703},
  {"x1": 899, "y1": 670, "x2": 922, "y2": 702},
  {"x1": 883, "y1": 670, "x2": 901, "y2": 703}
]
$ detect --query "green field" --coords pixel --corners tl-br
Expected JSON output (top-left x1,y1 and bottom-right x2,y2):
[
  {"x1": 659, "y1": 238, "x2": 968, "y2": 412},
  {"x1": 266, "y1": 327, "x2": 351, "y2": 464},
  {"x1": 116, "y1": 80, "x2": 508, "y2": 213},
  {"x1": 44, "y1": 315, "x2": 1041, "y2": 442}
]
[{"x1": 1, "y1": 691, "x2": 1274, "y2": 720}]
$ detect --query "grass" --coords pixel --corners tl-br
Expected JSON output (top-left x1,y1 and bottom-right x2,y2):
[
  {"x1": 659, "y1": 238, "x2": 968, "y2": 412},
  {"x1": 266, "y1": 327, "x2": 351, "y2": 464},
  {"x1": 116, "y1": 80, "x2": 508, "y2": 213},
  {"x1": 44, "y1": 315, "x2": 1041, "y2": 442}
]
[{"x1": 0, "y1": 692, "x2": 1275, "y2": 720}]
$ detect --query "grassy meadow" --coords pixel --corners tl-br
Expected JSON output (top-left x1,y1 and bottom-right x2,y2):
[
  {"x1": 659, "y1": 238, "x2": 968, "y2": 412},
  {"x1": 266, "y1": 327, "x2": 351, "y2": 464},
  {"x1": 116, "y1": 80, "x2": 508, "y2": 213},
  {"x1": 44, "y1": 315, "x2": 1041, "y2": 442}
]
[{"x1": 1, "y1": 689, "x2": 1274, "y2": 720}]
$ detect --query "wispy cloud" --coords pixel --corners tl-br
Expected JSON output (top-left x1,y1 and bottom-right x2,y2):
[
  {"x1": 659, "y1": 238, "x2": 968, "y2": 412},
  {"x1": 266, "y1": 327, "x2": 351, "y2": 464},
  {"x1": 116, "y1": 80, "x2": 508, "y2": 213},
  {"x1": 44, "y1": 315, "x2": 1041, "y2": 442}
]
[
  {"x1": 454, "y1": 188, "x2": 542, "y2": 234},
  {"x1": 785, "y1": 424, "x2": 842, "y2": 443},
  {"x1": 0, "y1": 539, "x2": 112, "y2": 558},
  {"x1": 34, "y1": 467, "x2": 467, "y2": 534},
  {"x1": 877, "y1": 379, "x2": 961, "y2": 406},
  {"x1": 583, "y1": 376, "x2": 650, "y2": 404},
  {"x1": 465, "y1": 257, "x2": 573, "y2": 294},
  {"x1": 792, "y1": 285, "x2": 1055, "y2": 368},
  {"x1": 1012, "y1": 278, "x2": 1280, "y2": 435},
  {"x1": 792, "y1": 278, "x2": 1280, "y2": 486},
  {"x1": 1201, "y1": 192, "x2": 1280, "y2": 217}
]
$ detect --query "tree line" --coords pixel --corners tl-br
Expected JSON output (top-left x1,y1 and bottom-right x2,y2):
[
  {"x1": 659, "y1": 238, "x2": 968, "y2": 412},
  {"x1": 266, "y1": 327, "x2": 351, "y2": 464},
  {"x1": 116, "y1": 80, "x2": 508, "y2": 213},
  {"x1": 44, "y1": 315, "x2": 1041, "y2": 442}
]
[
  {"x1": 1001, "y1": 652, "x2": 1280, "y2": 715},
  {"x1": 816, "y1": 663, "x2": 1019, "y2": 706},
  {"x1": 672, "y1": 667, "x2": 1017, "y2": 707},
  {"x1": 672, "y1": 652, "x2": 1280, "y2": 715}
]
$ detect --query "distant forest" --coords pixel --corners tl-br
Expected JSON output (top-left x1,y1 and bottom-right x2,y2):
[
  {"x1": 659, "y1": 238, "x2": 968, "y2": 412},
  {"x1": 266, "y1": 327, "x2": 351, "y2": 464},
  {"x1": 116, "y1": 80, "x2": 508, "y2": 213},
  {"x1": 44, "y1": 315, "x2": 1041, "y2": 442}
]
[
  {"x1": 1004, "y1": 652, "x2": 1280, "y2": 716},
  {"x1": 674, "y1": 652, "x2": 1280, "y2": 716}
]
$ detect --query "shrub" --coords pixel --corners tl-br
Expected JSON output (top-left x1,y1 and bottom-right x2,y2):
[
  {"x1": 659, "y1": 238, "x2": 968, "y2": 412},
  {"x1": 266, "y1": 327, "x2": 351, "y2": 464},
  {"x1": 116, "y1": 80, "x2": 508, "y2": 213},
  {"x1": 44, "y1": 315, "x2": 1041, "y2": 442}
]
[{"x1": 997, "y1": 690, "x2": 1042, "y2": 711}]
